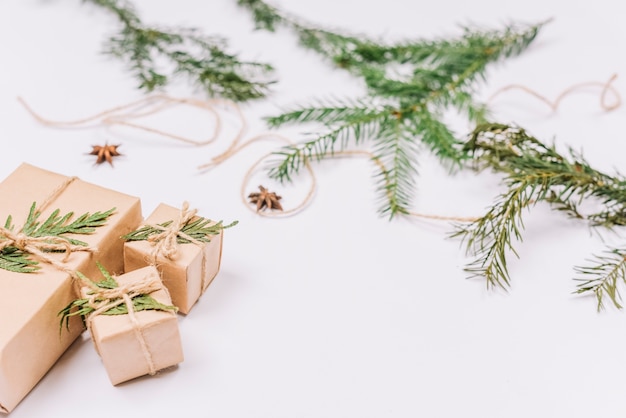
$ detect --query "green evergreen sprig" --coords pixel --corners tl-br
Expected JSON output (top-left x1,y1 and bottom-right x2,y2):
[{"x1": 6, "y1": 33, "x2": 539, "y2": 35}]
[
  {"x1": 59, "y1": 262, "x2": 177, "y2": 331},
  {"x1": 238, "y1": 0, "x2": 544, "y2": 217},
  {"x1": 0, "y1": 203, "x2": 115, "y2": 273},
  {"x1": 452, "y1": 124, "x2": 626, "y2": 308},
  {"x1": 85, "y1": 0, "x2": 274, "y2": 101},
  {"x1": 123, "y1": 216, "x2": 238, "y2": 244}
]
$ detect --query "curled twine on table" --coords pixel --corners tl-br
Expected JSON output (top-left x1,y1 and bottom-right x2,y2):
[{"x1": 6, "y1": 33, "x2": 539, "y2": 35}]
[
  {"x1": 0, "y1": 176, "x2": 97, "y2": 276},
  {"x1": 81, "y1": 270, "x2": 166, "y2": 376},
  {"x1": 143, "y1": 201, "x2": 212, "y2": 291},
  {"x1": 488, "y1": 73, "x2": 622, "y2": 112},
  {"x1": 18, "y1": 94, "x2": 246, "y2": 147},
  {"x1": 22, "y1": 76, "x2": 621, "y2": 223}
]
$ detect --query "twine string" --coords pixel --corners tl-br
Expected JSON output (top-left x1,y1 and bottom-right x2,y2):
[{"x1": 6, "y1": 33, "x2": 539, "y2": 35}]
[
  {"x1": 18, "y1": 94, "x2": 246, "y2": 147},
  {"x1": 488, "y1": 73, "x2": 621, "y2": 112},
  {"x1": 23, "y1": 77, "x2": 621, "y2": 223}
]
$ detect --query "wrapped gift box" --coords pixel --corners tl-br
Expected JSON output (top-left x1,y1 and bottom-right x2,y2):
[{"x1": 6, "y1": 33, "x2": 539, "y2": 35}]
[
  {"x1": 0, "y1": 163, "x2": 142, "y2": 414},
  {"x1": 123, "y1": 203, "x2": 225, "y2": 314},
  {"x1": 81, "y1": 265, "x2": 183, "y2": 385}
]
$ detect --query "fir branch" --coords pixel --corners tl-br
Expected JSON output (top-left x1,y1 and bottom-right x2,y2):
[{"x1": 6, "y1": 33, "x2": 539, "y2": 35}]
[
  {"x1": 238, "y1": 0, "x2": 544, "y2": 215},
  {"x1": 85, "y1": 0, "x2": 274, "y2": 101},
  {"x1": 0, "y1": 202, "x2": 115, "y2": 273},
  {"x1": 123, "y1": 217, "x2": 238, "y2": 244},
  {"x1": 453, "y1": 124, "x2": 626, "y2": 293},
  {"x1": 574, "y1": 248, "x2": 626, "y2": 311},
  {"x1": 59, "y1": 262, "x2": 176, "y2": 331}
]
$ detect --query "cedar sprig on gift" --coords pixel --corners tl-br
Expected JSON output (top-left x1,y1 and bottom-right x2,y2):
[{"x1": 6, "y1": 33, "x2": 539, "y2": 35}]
[
  {"x1": 123, "y1": 217, "x2": 238, "y2": 244},
  {"x1": 238, "y1": 0, "x2": 544, "y2": 217},
  {"x1": 59, "y1": 262, "x2": 176, "y2": 331},
  {"x1": 451, "y1": 124, "x2": 626, "y2": 308},
  {"x1": 84, "y1": 0, "x2": 274, "y2": 101},
  {"x1": 0, "y1": 203, "x2": 115, "y2": 273}
]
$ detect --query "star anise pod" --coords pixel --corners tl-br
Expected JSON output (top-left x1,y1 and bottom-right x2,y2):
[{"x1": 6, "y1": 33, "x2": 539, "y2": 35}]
[
  {"x1": 89, "y1": 144, "x2": 122, "y2": 166},
  {"x1": 248, "y1": 185, "x2": 283, "y2": 212}
]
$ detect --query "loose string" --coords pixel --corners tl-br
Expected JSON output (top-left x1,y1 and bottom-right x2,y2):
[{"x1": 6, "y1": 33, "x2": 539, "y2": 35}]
[
  {"x1": 0, "y1": 177, "x2": 97, "y2": 276},
  {"x1": 488, "y1": 73, "x2": 622, "y2": 112},
  {"x1": 18, "y1": 94, "x2": 246, "y2": 147},
  {"x1": 82, "y1": 271, "x2": 166, "y2": 376}
]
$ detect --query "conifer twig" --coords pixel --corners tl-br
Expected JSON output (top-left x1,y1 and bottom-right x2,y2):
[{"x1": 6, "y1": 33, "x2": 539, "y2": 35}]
[
  {"x1": 453, "y1": 124, "x2": 626, "y2": 306},
  {"x1": 85, "y1": 0, "x2": 274, "y2": 101},
  {"x1": 238, "y1": 0, "x2": 545, "y2": 217}
]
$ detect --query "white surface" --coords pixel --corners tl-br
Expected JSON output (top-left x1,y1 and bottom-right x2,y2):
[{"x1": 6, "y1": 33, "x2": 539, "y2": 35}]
[{"x1": 1, "y1": 0, "x2": 626, "y2": 416}]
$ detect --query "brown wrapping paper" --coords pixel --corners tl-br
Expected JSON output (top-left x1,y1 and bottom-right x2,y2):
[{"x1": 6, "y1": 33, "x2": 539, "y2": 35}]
[
  {"x1": 0, "y1": 163, "x2": 142, "y2": 414},
  {"x1": 124, "y1": 203, "x2": 224, "y2": 314},
  {"x1": 84, "y1": 266, "x2": 183, "y2": 385}
]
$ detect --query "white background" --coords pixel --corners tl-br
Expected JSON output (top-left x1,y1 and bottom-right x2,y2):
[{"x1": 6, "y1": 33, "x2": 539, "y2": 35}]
[{"x1": 1, "y1": 0, "x2": 626, "y2": 416}]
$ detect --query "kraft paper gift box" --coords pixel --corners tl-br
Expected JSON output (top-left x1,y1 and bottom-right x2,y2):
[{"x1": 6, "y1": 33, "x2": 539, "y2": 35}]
[
  {"x1": 123, "y1": 203, "x2": 224, "y2": 314},
  {"x1": 78, "y1": 265, "x2": 183, "y2": 385},
  {"x1": 0, "y1": 163, "x2": 142, "y2": 414}
]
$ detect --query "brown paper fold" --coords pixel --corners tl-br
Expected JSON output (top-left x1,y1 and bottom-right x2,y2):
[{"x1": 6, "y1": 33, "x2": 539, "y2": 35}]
[
  {"x1": 124, "y1": 203, "x2": 224, "y2": 314},
  {"x1": 0, "y1": 163, "x2": 142, "y2": 414}
]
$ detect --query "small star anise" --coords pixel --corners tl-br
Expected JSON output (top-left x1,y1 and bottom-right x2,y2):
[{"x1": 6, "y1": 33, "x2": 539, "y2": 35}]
[
  {"x1": 89, "y1": 144, "x2": 122, "y2": 166},
  {"x1": 248, "y1": 185, "x2": 283, "y2": 212}
]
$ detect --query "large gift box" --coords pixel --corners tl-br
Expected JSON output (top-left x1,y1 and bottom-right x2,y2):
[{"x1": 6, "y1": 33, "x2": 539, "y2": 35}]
[
  {"x1": 123, "y1": 203, "x2": 225, "y2": 314},
  {"x1": 77, "y1": 265, "x2": 184, "y2": 385},
  {"x1": 0, "y1": 163, "x2": 142, "y2": 413}
]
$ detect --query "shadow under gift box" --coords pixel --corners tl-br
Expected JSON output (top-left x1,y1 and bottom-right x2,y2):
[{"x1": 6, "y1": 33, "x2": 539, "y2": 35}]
[
  {"x1": 83, "y1": 266, "x2": 183, "y2": 385},
  {"x1": 0, "y1": 163, "x2": 142, "y2": 414},
  {"x1": 123, "y1": 203, "x2": 224, "y2": 314}
]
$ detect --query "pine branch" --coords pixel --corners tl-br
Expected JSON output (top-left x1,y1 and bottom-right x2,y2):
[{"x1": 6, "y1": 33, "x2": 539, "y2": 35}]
[
  {"x1": 0, "y1": 203, "x2": 115, "y2": 273},
  {"x1": 85, "y1": 0, "x2": 274, "y2": 101},
  {"x1": 574, "y1": 248, "x2": 626, "y2": 311},
  {"x1": 123, "y1": 216, "x2": 238, "y2": 244},
  {"x1": 453, "y1": 124, "x2": 626, "y2": 295},
  {"x1": 238, "y1": 0, "x2": 544, "y2": 215},
  {"x1": 59, "y1": 262, "x2": 176, "y2": 331}
]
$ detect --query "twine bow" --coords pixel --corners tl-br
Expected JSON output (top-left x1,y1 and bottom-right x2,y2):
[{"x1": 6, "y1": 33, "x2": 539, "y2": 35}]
[
  {"x1": 147, "y1": 201, "x2": 205, "y2": 261},
  {"x1": 83, "y1": 271, "x2": 166, "y2": 376}
]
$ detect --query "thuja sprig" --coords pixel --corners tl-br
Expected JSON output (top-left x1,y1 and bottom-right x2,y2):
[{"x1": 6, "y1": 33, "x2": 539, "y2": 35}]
[
  {"x1": 59, "y1": 262, "x2": 176, "y2": 331},
  {"x1": 238, "y1": 0, "x2": 544, "y2": 217},
  {"x1": 452, "y1": 124, "x2": 626, "y2": 302},
  {"x1": 0, "y1": 203, "x2": 115, "y2": 273},
  {"x1": 84, "y1": 0, "x2": 274, "y2": 101},
  {"x1": 123, "y1": 217, "x2": 238, "y2": 244}
]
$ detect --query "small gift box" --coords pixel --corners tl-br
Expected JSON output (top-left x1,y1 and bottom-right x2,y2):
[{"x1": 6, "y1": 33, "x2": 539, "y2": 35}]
[
  {"x1": 123, "y1": 202, "x2": 235, "y2": 314},
  {"x1": 62, "y1": 264, "x2": 183, "y2": 385},
  {"x1": 0, "y1": 163, "x2": 142, "y2": 413}
]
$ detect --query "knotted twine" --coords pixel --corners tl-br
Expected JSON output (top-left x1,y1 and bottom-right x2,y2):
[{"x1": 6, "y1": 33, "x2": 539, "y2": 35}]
[
  {"x1": 80, "y1": 270, "x2": 166, "y2": 376},
  {"x1": 144, "y1": 201, "x2": 212, "y2": 292},
  {"x1": 0, "y1": 176, "x2": 97, "y2": 276}
]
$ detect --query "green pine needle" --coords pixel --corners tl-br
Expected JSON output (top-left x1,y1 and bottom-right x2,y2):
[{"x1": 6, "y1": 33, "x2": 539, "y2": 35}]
[{"x1": 85, "y1": 0, "x2": 274, "y2": 101}]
